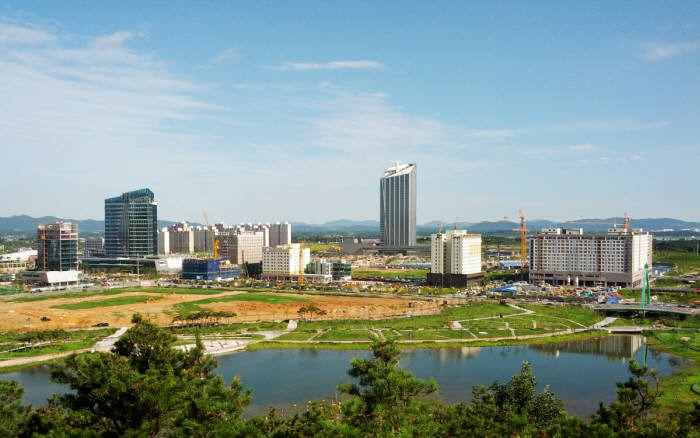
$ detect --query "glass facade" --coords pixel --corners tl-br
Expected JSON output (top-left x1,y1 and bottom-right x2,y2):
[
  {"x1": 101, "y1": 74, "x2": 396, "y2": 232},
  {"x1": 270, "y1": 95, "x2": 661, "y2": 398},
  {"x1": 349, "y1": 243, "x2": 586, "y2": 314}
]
[
  {"x1": 380, "y1": 163, "x2": 416, "y2": 246},
  {"x1": 105, "y1": 188, "x2": 158, "y2": 257},
  {"x1": 36, "y1": 222, "x2": 79, "y2": 271}
]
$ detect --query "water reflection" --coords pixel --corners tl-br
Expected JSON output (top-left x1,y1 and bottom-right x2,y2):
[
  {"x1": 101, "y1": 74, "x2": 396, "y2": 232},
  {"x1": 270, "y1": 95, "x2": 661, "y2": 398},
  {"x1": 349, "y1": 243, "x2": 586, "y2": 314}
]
[
  {"x1": 0, "y1": 335, "x2": 688, "y2": 418},
  {"x1": 530, "y1": 334, "x2": 644, "y2": 361}
]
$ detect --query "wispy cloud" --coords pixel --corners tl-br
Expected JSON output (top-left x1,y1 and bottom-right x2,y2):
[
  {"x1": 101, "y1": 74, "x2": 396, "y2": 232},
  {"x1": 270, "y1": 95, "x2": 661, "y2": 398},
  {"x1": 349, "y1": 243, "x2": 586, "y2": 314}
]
[
  {"x1": 0, "y1": 21, "x2": 57, "y2": 44},
  {"x1": 641, "y1": 41, "x2": 700, "y2": 60},
  {"x1": 0, "y1": 17, "x2": 222, "y2": 217},
  {"x1": 466, "y1": 129, "x2": 516, "y2": 141},
  {"x1": 568, "y1": 143, "x2": 598, "y2": 152},
  {"x1": 272, "y1": 60, "x2": 386, "y2": 71},
  {"x1": 213, "y1": 47, "x2": 239, "y2": 63}
]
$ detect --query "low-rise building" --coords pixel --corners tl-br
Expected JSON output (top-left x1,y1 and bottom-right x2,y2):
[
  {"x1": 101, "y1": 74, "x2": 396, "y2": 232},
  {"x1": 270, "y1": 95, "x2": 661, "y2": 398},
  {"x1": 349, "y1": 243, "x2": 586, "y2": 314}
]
[
  {"x1": 182, "y1": 258, "x2": 241, "y2": 281},
  {"x1": 262, "y1": 243, "x2": 310, "y2": 278}
]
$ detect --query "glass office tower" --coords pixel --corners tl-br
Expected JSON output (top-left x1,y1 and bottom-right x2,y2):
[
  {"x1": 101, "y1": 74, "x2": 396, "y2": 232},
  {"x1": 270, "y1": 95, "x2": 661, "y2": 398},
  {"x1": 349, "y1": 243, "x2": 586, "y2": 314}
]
[
  {"x1": 380, "y1": 163, "x2": 416, "y2": 246},
  {"x1": 36, "y1": 222, "x2": 79, "y2": 271},
  {"x1": 104, "y1": 188, "x2": 158, "y2": 257}
]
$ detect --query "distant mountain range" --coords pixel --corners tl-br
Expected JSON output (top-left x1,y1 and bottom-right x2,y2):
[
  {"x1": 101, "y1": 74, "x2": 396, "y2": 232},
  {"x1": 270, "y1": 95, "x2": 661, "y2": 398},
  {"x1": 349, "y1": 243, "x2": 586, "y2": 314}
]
[
  {"x1": 1, "y1": 215, "x2": 698, "y2": 236},
  {"x1": 0, "y1": 215, "x2": 184, "y2": 234}
]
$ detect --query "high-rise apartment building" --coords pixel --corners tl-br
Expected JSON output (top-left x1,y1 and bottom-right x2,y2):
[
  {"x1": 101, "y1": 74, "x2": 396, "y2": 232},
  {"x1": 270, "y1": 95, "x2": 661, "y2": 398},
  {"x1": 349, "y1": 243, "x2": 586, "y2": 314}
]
[
  {"x1": 167, "y1": 222, "x2": 195, "y2": 254},
  {"x1": 36, "y1": 222, "x2": 79, "y2": 271},
  {"x1": 219, "y1": 231, "x2": 264, "y2": 264},
  {"x1": 269, "y1": 222, "x2": 291, "y2": 247},
  {"x1": 528, "y1": 227, "x2": 653, "y2": 287},
  {"x1": 380, "y1": 162, "x2": 416, "y2": 246},
  {"x1": 430, "y1": 229, "x2": 482, "y2": 275},
  {"x1": 104, "y1": 188, "x2": 158, "y2": 257}
]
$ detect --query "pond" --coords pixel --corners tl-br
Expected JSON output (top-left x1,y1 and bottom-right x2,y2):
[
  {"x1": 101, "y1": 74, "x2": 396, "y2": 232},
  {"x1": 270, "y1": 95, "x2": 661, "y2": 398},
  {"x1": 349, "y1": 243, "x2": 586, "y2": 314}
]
[{"x1": 1, "y1": 335, "x2": 687, "y2": 418}]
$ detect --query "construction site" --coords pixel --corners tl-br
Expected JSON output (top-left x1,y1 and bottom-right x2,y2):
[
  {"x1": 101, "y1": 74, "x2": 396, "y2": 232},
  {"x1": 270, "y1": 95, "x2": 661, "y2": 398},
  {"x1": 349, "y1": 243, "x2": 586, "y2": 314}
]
[{"x1": 0, "y1": 288, "x2": 443, "y2": 332}]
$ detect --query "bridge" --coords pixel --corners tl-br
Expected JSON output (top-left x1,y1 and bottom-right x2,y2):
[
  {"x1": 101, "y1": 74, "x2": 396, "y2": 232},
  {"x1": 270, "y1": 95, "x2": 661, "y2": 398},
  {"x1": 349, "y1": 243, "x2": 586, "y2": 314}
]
[{"x1": 593, "y1": 303, "x2": 699, "y2": 317}]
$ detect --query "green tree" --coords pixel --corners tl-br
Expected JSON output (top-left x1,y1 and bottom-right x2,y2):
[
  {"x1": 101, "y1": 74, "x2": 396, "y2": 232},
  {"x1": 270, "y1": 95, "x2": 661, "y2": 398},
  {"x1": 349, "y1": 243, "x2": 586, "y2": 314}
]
[
  {"x1": 337, "y1": 339, "x2": 439, "y2": 435},
  {"x1": 51, "y1": 313, "x2": 251, "y2": 437}
]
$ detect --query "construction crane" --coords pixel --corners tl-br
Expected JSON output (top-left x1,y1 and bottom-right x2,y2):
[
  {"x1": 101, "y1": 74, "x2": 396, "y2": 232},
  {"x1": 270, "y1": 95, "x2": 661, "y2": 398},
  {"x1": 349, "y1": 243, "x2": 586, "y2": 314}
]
[
  {"x1": 40, "y1": 227, "x2": 47, "y2": 270},
  {"x1": 202, "y1": 212, "x2": 220, "y2": 259},
  {"x1": 568, "y1": 213, "x2": 631, "y2": 231},
  {"x1": 505, "y1": 210, "x2": 529, "y2": 267},
  {"x1": 299, "y1": 240, "x2": 305, "y2": 286}
]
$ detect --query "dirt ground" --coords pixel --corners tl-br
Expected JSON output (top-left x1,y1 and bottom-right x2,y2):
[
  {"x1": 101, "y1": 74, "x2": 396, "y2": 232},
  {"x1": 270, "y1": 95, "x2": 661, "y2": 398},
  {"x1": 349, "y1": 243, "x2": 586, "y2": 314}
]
[{"x1": 0, "y1": 292, "x2": 442, "y2": 331}]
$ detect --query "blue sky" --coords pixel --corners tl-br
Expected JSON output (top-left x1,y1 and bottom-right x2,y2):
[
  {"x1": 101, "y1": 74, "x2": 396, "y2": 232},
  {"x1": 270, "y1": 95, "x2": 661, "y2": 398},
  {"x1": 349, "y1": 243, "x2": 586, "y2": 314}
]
[{"x1": 1, "y1": 1, "x2": 698, "y2": 223}]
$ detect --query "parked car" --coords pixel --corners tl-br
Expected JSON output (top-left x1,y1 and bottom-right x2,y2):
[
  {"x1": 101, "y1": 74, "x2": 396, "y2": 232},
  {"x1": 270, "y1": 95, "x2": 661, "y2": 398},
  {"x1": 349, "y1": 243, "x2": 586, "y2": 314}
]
[
  {"x1": 40, "y1": 316, "x2": 51, "y2": 321},
  {"x1": 93, "y1": 322, "x2": 109, "y2": 327}
]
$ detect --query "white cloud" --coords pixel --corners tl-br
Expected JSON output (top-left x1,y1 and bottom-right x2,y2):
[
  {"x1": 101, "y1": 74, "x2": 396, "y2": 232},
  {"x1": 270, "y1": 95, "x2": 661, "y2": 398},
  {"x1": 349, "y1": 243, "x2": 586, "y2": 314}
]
[
  {"x1": 0, "y1": 22, "x2": 57, "y2": 44},
  {"x1": 568, "y1": 143, "x2": 598, "y2": 152},
  {"x1": 0, "y1": 18, "x2": 224, "y2": 219},
  {"x1": 467, "y1": 129, "x2": 516, "y2": 141},
  {"x1": 213, "y1": 47, "x2": 239, "y2": 63},
  {"x1": 641, "y1": 41, "x2": 700, "y2": 60},
  {"x1": 273, "y1": 60, "x2": 386, "y2": 71}
]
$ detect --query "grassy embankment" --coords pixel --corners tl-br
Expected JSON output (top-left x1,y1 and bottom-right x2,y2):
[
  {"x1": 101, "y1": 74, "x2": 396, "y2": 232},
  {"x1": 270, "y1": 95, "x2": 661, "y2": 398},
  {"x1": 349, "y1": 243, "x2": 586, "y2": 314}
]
[
  {"x1": 656, "y1": 250, "x2": 700, "y2": 276},
  {"x1": 644, "y1": 319, "x2": 700, "y2": 414},
  {"x1": 248, "y1": 330, "x2": 609, "y2": 351},
  {"x1": 173, "y1": 293, "x2": 310, "y2": 319},
  {"x1": 264, "y1": 302, "x2": 602, "y2": 347},
  {"x1": 0, "y1": 328, "x2": 116, "y2": 362},
  {"x1": 51, "y1": 295, "x2": 165, "y2": 310}
]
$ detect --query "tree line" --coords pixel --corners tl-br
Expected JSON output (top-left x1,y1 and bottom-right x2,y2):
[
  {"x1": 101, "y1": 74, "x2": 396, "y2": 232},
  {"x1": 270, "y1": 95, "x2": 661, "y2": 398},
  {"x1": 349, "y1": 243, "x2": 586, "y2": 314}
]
[{"x1": 1, "y1": 314, "x2": 698, "y2": 437}]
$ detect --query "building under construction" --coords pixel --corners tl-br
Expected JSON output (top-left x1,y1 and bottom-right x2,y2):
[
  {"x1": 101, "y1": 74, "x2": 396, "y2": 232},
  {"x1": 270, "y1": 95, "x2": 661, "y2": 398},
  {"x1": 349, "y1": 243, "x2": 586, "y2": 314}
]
[{"x1": 528, "y1": 227, "x2": 652, "y2": 287}]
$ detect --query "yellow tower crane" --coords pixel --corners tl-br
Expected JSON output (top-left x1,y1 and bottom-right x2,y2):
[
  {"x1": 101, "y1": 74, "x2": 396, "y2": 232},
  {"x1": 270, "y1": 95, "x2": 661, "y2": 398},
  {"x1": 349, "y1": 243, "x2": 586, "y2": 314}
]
[
  {"x1": 505, "y1": 210, "x2": 529, "y2": 268},
  {"x1": 202, "y1": 213, "x2": 220, "y2": 259},
  {"x1": 299, "y1": 240, "x2": 305, "y2": 286}
]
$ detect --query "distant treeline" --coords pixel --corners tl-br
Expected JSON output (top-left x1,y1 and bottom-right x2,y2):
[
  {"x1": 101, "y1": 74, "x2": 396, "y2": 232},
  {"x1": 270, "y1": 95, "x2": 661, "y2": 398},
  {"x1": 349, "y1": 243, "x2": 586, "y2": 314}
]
[{"x1": 655, "y1": 240, "x2": 700, "y2": 253}]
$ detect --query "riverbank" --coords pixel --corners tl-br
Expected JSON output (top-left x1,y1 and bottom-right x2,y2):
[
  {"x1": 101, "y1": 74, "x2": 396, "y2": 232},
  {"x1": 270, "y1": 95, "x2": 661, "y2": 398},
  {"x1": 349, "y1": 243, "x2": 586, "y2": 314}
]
[
  {"x1": 245, "y1": 329, "x2": 609, "y2": 351},
  {"x1": 644, "y1": 329, "x2": 700, "y2": 414}
]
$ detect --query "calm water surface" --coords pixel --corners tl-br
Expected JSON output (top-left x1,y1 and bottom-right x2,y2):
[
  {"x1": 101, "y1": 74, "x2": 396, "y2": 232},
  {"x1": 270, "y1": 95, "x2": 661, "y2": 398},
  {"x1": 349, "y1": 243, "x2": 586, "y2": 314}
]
[{"x1": 1, "y1": 335, "x2": 687, "y2": 418}]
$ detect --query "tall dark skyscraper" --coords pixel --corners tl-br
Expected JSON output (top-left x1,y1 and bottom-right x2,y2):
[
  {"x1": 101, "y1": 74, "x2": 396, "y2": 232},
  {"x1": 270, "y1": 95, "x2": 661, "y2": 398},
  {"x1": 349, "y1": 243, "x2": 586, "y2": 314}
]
[
  {"x1": 380, "y1": 162, "x2": 416, "y2": 246},
  {"x1": 104, "y1": 188, "x2": 158, "y2": 257}
]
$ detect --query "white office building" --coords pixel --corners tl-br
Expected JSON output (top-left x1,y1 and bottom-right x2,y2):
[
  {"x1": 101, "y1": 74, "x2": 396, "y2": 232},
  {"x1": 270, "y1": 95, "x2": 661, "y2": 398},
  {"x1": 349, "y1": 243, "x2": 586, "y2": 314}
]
[
  {"x1": 380, "y1": 162, "x2": 416, "y2": 246},
  {"x1": 431, "y1": 229, "x2": 482, "y2": 275},
  {"x1": 529, "y1": 227, "x2": 653, "y2": 287},
  {"x1": 262, "y1": 243, "x2": 310, "y2": 276}
]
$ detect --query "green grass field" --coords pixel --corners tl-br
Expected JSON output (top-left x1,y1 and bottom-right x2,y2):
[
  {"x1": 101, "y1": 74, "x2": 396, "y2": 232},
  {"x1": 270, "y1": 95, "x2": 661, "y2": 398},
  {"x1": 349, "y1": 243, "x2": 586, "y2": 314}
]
[
  {"x1": 646, "y1": 329, "x2": 700, "y2": 415},
  {"x1": 0, "y1": 328, "x2": 115, "y2": 360},
  {"x1": 51, "y1": 295, "x2": 164, "y2": 310},
  {"x1": 655, "y1": 250, "x2": 700, "y2": 276},
  {"x1": 8, "y1": 288, "x2": 128, "y2": 303},
  {"x1": 315, "y1": 329, "x2": 375, "y2": 341},
  {"x1": 351, "y1": 269, "x2": 429, "y2": 279},
  {"x1": 173, "y1": 293, "x2": 310, "y2": 318}
]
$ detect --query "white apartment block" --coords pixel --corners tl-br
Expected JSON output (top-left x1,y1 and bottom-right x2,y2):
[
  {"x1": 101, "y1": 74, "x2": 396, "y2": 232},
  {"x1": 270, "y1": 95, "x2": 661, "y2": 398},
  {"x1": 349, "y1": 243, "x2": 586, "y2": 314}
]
[
  {"x1": 168, "y1": 222, "x2": 194, "y2": 254},
  {"x1": 219, "y1": 231, "x2": 265, "y2": 264},
  {"x1": 157, "y1": 228, "x2": 170, "y2": 255},
  {"x1": 529, "y1": 228, "x2": 653, "y2": 287},
  {"x1": 430, "y1": 230, "x2": 482, "y2": 275},
  {"x1": 193, "y1": 226, "x2": 217, "y2": 253},
  {"x1": 262, "y1": 243, "x2": 310, "y2": 275}
]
